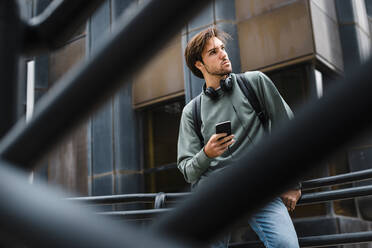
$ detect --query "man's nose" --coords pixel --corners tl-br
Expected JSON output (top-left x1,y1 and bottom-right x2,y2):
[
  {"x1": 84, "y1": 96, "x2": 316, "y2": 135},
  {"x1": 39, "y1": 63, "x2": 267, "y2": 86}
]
[{"x1": 220, "y1": 50, "x2": 228, "y2": 59}]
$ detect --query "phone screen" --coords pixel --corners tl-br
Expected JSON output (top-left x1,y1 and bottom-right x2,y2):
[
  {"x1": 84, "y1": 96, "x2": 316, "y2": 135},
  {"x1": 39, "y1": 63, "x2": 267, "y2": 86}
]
[{"x1": 216, "y1": 121, "x2": 231, "y2": 138}]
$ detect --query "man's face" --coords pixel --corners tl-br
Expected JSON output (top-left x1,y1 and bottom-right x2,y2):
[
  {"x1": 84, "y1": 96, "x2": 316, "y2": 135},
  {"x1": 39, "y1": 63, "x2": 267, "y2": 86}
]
[{"x1": 199, "y1": 37, "x2": 232, "y2": 77}]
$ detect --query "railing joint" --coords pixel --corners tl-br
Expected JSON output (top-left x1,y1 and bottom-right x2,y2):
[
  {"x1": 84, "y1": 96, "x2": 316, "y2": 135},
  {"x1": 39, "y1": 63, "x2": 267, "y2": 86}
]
[{"x1": 155, "y1": 192, "x2": 166, "y2": 209}]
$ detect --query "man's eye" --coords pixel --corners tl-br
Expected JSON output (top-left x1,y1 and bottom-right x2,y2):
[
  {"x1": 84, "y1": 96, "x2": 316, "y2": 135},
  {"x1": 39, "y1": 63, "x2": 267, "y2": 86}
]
[
  {"x1": 221, "y1": 46, "x2": 225, "y2": 50},
  {"x1": 210, "y1": 51, "x2": 216, "y2": 55}
]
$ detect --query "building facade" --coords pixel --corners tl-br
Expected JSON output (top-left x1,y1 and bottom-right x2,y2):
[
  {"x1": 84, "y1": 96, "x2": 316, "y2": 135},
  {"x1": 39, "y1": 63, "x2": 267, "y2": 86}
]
[{"x1": 19, "y1": 0, "x2": 372, "y2": 245}]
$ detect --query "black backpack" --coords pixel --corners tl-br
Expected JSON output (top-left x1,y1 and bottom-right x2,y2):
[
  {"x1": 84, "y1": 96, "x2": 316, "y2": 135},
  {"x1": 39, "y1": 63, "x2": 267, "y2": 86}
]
[{"x1": 192, "y1": 73, "x2": 269, "y2": 147}]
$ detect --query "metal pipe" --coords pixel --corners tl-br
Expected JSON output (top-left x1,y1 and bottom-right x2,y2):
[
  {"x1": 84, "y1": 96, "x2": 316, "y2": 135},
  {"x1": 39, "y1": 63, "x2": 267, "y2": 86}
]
[
  {"x1": 228, "y1": 241, "x2": 265, "y2": 247},
  {"x1": 0, "y1": 0, "x2": 211, "y2": 169},
  {"x1": 0, "y1": 159, "x2": 183, "y2": 248},
  {"x1": 151, "y1": 58, "x2": 372, "y2": 246},
  {"x1": 302, "y1": 168, "x2": 372, "y2": 189},
  {"x1": 67, "y1": 164, "x2": 372, "y2": 205},
  {"x1": 68, "y1": 183, "x2": 372, "y2": 208},
  {"x1": 298, "y1": 185, "x2": 372, "y2": 205},
  {"x1": 299, "y1": 231, "x2": 372, "y2": 247},
  {"x1": 67, "y1": 192, "x2": 191, "y2": 205},
  {"x1": 91, "y1": 186, "x2": 372, "y2": 215},
  {"x1": 67, "y1": 193, "x2": 158, "y2": 205},
  {"x1": 22, "y1": 0, "x2": 104, "y2": 54},
  {"x1": 98, "y1": 208, "x2": 171, "y2": 220},
  {"x1": 229, "y1": 231, "x2": 372, "y2": 247},
  {"x1": 0, "y1": 1, "x2": 21, "y2": 139}
]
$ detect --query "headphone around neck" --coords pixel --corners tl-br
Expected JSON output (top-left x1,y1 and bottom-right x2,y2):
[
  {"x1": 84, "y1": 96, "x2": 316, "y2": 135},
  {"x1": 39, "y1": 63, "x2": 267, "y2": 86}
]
[{"x1": 204, "y1": 74, "x2": 233, "y2": 100}]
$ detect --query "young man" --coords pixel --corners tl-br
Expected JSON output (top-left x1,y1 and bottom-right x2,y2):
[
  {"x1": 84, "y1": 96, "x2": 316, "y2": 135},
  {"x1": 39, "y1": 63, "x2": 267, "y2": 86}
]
[{"x1": 177, "y1": 27, "x2": 301, "y2": 248}]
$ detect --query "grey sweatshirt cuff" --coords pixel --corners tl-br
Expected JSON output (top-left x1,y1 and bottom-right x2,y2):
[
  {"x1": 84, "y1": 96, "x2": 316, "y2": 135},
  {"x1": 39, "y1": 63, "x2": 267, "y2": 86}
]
[{"x1": 195, "y1": 148, "x2": 213, "y2": 170}]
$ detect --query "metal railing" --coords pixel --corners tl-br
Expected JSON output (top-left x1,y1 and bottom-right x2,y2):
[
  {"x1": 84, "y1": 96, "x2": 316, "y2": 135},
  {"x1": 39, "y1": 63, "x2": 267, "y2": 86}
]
[
  {"x1": 69, "y1": 167, "x2": 372, "y2": 206},
  {"x1": 68, "y1": 192, "x2": 189, "y2": 208},
  {"x1": 68, "y1": 168, "x2": 372, "y2": 246},
  {"x1": 230, "y1": 231, "x2": 372, "y2": 248},
  {"x1": 1, "y1": 0, "x2": 372, "y2": 247},
  {"x1": 66, "y1": 185, "x2": 372, "y2": 209},
  {"x1": 70, "y1": 185, "x2": 372, "y2": 208},
  {"x1": 301, "y1": 167, "x2": 372, "y2": 189}
]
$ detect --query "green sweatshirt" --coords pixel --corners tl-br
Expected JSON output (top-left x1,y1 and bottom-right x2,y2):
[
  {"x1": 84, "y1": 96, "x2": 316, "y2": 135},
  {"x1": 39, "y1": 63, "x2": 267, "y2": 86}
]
[{"x1": 177, "y1": 71, "x2": 293, "y2": 185}]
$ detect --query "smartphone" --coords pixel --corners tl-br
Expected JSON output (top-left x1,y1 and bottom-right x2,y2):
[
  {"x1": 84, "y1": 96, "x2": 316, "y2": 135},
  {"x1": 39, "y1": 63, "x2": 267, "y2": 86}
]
[{"x1": 216, "y1": 121, "x2": 231, "y2": 140}]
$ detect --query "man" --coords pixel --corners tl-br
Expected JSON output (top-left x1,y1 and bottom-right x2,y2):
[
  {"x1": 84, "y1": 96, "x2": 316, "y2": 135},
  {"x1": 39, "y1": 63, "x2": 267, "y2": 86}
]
[{"x1": 177, "y1": 27, "x2": 301, "y2": 248}]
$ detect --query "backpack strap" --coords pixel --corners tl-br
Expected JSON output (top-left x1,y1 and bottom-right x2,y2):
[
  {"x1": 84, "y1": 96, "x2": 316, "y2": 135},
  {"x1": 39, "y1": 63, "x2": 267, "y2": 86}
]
[
  {"x1": 235, "y1": 73, "x2": 269, "y2": 131},
  {"x1": 192, "y1": 94, "x2": 204, "y2": 147}
]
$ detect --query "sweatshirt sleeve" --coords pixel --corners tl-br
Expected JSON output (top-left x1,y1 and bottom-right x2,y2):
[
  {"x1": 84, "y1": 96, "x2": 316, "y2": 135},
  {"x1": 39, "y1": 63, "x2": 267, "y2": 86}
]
[{"x1": 177, "y1": 102, "x2": 213, "y2": 184}]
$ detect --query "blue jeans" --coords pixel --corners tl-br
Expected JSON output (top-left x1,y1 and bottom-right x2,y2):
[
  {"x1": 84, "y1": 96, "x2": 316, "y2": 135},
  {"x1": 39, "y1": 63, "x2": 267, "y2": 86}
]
[{"x1": 211, "y1": 197, "x2": 299, "y2": 248}]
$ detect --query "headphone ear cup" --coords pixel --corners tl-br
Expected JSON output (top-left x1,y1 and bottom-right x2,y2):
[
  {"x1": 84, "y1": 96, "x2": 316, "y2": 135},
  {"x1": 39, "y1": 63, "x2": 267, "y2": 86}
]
[
  {"x1": 205, "y1": 87, "x2": 218, "y2": 100},
  {"x1": 220, "y1": 75, "x2": 233, "y2": 92}
]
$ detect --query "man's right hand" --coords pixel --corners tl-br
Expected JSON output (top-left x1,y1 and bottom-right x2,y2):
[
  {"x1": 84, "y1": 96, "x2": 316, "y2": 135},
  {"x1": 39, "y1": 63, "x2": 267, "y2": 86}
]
[{"x1": 204, "y1": 133, "x2": 235, "y2": 158}]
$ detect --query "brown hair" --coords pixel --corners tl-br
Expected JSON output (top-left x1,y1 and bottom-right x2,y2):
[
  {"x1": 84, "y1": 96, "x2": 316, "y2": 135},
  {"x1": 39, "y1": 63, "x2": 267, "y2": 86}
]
[{"x1": 184, "y1": 27, "x2": 231, "y2": 78}]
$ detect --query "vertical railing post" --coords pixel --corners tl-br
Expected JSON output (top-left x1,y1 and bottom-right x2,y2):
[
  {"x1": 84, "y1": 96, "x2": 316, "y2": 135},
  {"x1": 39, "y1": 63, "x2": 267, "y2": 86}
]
[{"x1": 0, "y1": 1, "x2": 21, "y2": 139}]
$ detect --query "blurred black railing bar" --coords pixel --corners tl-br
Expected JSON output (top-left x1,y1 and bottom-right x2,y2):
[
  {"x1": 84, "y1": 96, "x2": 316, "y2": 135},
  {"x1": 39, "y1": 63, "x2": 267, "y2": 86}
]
[
  {"x1": 298, "y1": 184, "x2": 372, "y2": 205},
  {"x1": 299, "y1": 231, "x2": 372, "y2": 247},
  {"x1": 229, "y1": 231, "x2": 372, "y2": 248},
  {"x1": 151, "y1": 58, "x2": 372, "y2": 246},
  {"x1": 93, "y1": 183, "x2": 372, "y2": 217},
  {"x1": 0, "y1": 0, "x2": 211, "y2": 169},
  {"x1": 98, "y1": 208, "x2": 171, "y2": 220},
  {"x1": 22, "y1": 0, "x2": 104, "y2": 54},
  {"x1": 0, "y1": 159, "x2": 182, "y2": 248},
  {"x1": 68, "y1": 193, "x2": 158, "y2": 205},
  {"x1": 302, "y1": 168, "x2": 372, "y2": 189},
  {"x1": 94, "y1": 207, "x2": 372, "y2": 247},
  {"x1": 68, "y1": 192, "x2": 191, "y2": 208},
  {"x1": 68, "y1": 183, "x2": 372, "y2": 208},
  {"x1": 69, "y1": 164, "x2": 372, "y2": 205},
  {"x1": 0, "y1": 2, "x2": 22, "y2": 140}
]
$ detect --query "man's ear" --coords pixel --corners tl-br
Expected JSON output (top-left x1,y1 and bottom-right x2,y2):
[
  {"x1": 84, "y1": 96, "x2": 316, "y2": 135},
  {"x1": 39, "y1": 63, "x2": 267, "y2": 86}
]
[{"x1": 195, "y1": 60, "x2": 204, "y2": 71}]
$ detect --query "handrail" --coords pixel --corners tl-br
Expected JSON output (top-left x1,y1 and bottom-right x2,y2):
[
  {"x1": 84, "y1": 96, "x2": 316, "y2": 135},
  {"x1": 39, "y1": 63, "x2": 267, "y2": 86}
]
[
  {"x1": 98, "y1": 208, "x2": 171, "y2": 220},
  {"x1": 67, "y1": 193, "x2": 158, "y2": 205},
  {"x1": 67, "y1": 170, "x2": 372, "y2": 206},
  {"x1": 299, "y1": 231, "x2": 372, "y2": 247},
  {"x1": 93, "y1": 184, "x2": 372, "y2": 216},
  {"x1": 229, "y1": 231, "x2": 372, "y2": 247},
  {"x1": 68, "y1": 192, "x2": 191, "y2": 205},
  {"x1": 302, "y1": 168, "x2": 372, "y2": 189},
  {"x1": 298, "y1": 184, "x2": 372, "y2": 205}
]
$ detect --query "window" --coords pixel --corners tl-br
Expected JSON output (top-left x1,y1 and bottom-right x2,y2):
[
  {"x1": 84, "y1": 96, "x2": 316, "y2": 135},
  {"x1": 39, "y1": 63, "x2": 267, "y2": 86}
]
[
  {"x1": 141, "y1": 98, "x2": 189, "y2": 193},
  {"x1": 266, "y1": 64, "x2": 310, "y2": 112}
]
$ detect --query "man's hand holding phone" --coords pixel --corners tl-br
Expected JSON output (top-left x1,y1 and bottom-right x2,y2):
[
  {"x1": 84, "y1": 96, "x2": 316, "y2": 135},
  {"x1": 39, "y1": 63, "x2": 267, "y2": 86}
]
[{"x1": 204, "y1": 121, "x2": 235, "y2": 158}]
